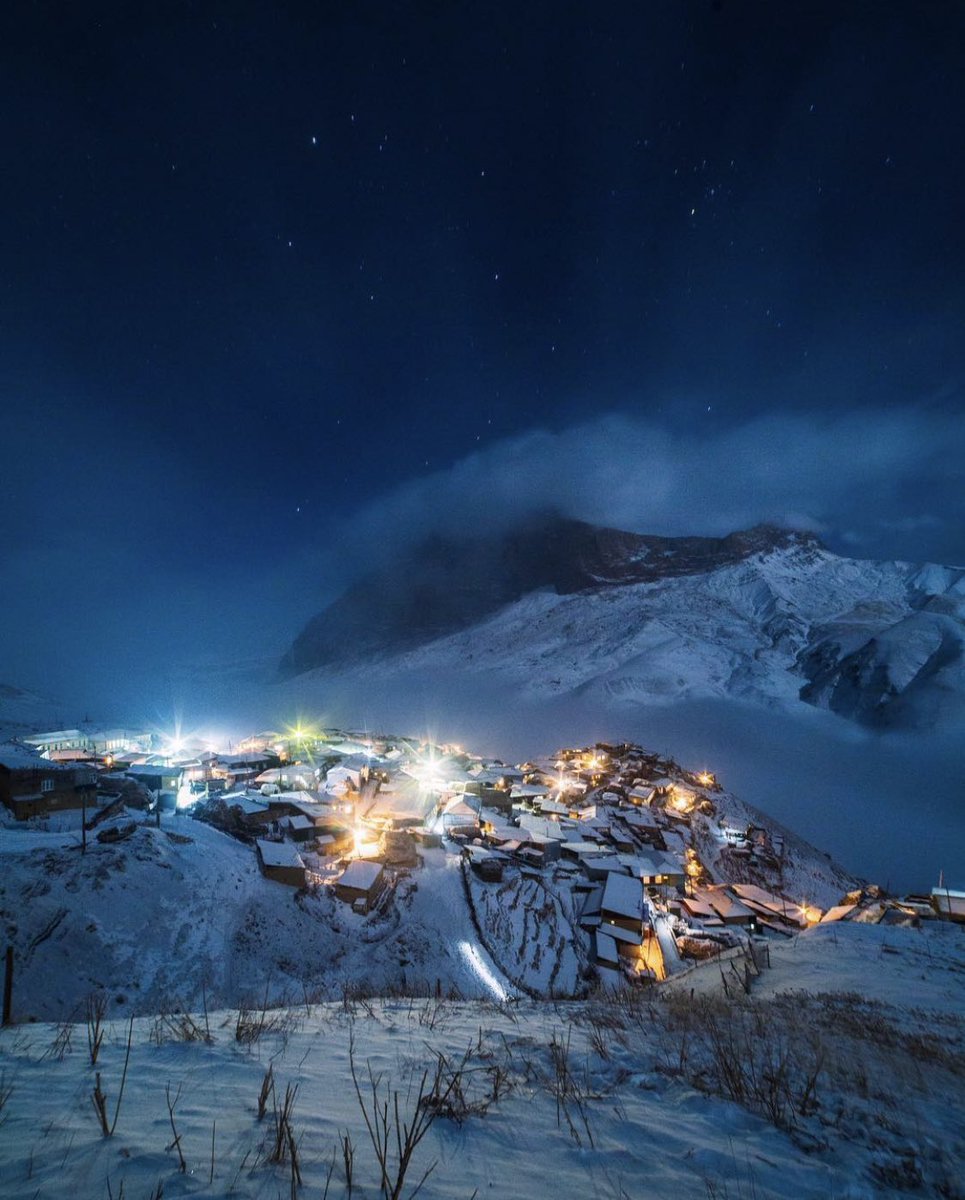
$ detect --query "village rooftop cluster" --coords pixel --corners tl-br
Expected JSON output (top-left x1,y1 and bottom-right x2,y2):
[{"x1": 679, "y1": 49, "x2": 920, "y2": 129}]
[{"x1": 1, "y1": 721, "x2": 961, "y2": 990}]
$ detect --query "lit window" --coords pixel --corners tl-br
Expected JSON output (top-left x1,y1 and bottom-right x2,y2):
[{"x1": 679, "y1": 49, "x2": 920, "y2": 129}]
[{"x1": 41, "y1": 779, "x2": 55, "y2": 793}]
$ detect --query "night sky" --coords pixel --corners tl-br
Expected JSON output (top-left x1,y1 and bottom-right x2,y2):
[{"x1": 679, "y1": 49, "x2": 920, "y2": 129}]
[{"x1": 2, "y1": 2, "x2": 964, "y2": 710}]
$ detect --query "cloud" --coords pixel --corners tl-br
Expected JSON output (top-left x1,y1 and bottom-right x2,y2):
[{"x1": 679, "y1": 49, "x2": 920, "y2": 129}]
[{"x1": 327, "y1": 405, "x2": 965, "y2": 573}]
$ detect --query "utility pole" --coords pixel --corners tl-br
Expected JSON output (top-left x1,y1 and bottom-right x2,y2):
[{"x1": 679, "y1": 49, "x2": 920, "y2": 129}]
[{"x1": 3, "y1": 945, "x2": 13, "y2": 1024}]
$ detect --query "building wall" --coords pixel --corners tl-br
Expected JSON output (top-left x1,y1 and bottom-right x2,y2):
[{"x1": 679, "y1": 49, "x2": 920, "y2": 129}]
[
  {"x1": 261, "y1": 862, "x2": 306, "y2": 888},
  {"x1": 0, "y1": 766, "x2": 95, "y2": 820},
  {"x1": 334, "y1": 879, "x2": 384, "y2": 912}
]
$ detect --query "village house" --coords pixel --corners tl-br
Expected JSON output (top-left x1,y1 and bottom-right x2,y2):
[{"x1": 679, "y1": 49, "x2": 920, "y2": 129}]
[
  {"x1": 579, "y1": 854, "x2": 628, "y2": 882},
  {"x1": 277, "y1": 813, "x2": 317, "y2": 842},
  {"x1": 218, "y1": 752, "x2": 277, "y2": 788},
  {"x1": 255, "y1": 765, "x2": 316, "y2": 792},
  {"x1": 85, "y1": 728, "x2": 153, "y2": 756},
  {"x1": 439, "y1": 796, "x2": 480, "y2": 836},
  {"x1": 520, "y1": 831, "x2": 562, "y2": 863},
  {"x1": 931, "y1": 888, "x2": 965, "y2": 923},
  {"x1": 618, "y1": 806, "x2": 664, "y2": 845},
  {"x1": 256, "y1": 838, "x2": 307, "y2": 887},
  {"x1": 622, "y1": 850, "x2": 687, "y2": 890},
  {"x1": 594, "y1": 929, "x2": 622, "y2": 975},
  {"x1": 273, "y1": 805, "x2": 353, "y2": 851},
  {"x1": 326, "y1": 765, "x2": 362, "y2": 795},
  {"x1": 515, "y1": 812, "x2": 568, "y2": 842},
  {"x1": 224, "y1": 794, "x2": 273, "y2": 830},
  {"x1": 463, "y1": 844, "x2": 505, "y2": 882},
  {"x1": 47, "y1": 747, "x2": 98, "y2": 764},
  {"x1": 690, "y1": 885, "x2": 756, "y2": 927},
  {"x1": 264, "y1": 790, "x2": 334, "y2": 820},
  {"x1": 125, "y1": 763, "x2": 184, "y2": 807},
  {"x1": 334, "y1": 859, "x2": 387, "y2": 912},
  {"x1": 0, "y1": 741, "x2": 97, "y2": 820},
  {"x1": 22, "y1": 728, "x2": 90, "y2": 755},
  {"x1": 600, "y1": 871, "x2": 646, "y2": 934},
  {"x1": 729, "y1": 883, "x2": 816, "y2": 930}
]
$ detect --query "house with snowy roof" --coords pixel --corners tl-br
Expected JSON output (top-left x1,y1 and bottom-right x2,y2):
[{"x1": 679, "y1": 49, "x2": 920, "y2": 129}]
[
  {"x1": 930, "y1": 888, "x2": 965, "y2": 923},
  {"x1": 691, "y1": 885, "x2": 756, "y2": 927},
  {"x1": 22, "y1": 729, "x2": 89, "y2": 755},
  {"x1": 223, "y1": 793, "x2": 273, "y2": 828},
  {"x1": 620, "y1": 850, "x2": 686, "y2": 889},
  {"x1": 439, "y1": 797, "x2": 480, "y2": 836},
  {"x1": 277, "y1": 813, "x2": 318, "y2": 842},
  {"x1": 600, "y1": 872, "x2": 645, "y2": 933},
  {"x1": 594, "y1": 930, "x2": 621, "y2": 974},
  {"x1": 255, "y1": 838, "x2": 307, "y2": 887},
  {"x1": 334, "y1": 859, "x2": 386, "y2": 912},
  {"x1": 0, "y1": 741, "x2": 97, "y2": 820}
]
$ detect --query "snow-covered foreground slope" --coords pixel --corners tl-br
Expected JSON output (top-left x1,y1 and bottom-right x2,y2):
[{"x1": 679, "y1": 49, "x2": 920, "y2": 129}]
[
  {"x1": 0, "y1": 819, "x2": 516, "y2": 1021},
  {"x1": 302, "y1": 538, "x2": 965, "y2": 730},
  {"x1": 1, "y1": 921, "x2": 962, "y2": 1199},
  {"x1": 667, "y1": 920, "x2": 965, "y2": 1010}
]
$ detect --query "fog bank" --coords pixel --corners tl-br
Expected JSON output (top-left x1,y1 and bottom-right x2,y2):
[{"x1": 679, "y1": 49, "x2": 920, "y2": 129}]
[{"x1": 273, "y1": 670, "x2": 962, "y2": 896}]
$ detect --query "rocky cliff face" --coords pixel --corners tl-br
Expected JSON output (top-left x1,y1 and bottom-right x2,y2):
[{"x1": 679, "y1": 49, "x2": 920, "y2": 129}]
[
  {"x1": 281, "y1": 517, "x2": 965, "y2": 730},
  {"x1": 281, "y1": 517, "x2": 821, "y2": 675}
]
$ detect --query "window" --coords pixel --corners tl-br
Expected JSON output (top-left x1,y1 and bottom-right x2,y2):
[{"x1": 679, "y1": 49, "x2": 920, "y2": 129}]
[{"x1": 41, "y1": 778, "x2": 55, "y2": 793}]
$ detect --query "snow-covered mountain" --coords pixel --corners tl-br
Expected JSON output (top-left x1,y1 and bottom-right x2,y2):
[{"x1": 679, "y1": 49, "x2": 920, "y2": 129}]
[
  {"x1": 0, "y1": 682, "x2": 68, "y2": 738},
  {"x1": 283, "y1": 518, "x2": 965, "y2": 729}
]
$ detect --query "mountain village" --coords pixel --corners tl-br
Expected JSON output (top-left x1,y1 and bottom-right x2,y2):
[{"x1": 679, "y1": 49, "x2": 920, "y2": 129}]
[{"x1": 2, "y1": 720, "x2": 960, "y2": 1004}]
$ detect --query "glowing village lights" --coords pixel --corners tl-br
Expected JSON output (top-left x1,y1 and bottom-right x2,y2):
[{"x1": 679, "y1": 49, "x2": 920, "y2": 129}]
[
  {"x1": 353, "y1": 819, "x2": 380, "y2": 858},
  {"x1": 409, "y1": 747, "x2": 448, "y2": 792}
]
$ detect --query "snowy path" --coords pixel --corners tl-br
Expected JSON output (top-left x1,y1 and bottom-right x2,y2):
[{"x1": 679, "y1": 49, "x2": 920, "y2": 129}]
[
  {"x1": 410, "y1": 846, "x2": 519, "y2": 1000},
  {"x1": 648, "y1": 898, "x2": 684, "y2": 974}
]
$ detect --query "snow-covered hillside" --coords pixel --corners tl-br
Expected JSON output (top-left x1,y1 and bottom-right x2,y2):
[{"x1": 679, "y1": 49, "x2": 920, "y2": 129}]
[
  {"x1": 0, "y1": 819, "x2": 517, "y2": 1021},
  {"x1": 1, "y1": 920, "x2": 962, "y2": 1199},
  {"x1": 0, "y1": 682, "x2": 67, "y2": 739},
  {"x1": 306, "y1": 532, "x2": 965, "y2": 730},
  {"x1": 0, "y1": 763, "x2": 859, "y2": 1023}
]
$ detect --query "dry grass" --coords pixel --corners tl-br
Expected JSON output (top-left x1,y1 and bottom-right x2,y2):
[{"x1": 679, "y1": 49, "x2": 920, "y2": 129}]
[{"x1": 349, "y1": 1025, "x2": 441, "y2": 1200}]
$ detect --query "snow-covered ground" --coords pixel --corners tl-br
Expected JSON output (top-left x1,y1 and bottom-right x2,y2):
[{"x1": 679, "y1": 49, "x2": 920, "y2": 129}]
[
  {"x1": 466, "y1": 865, "x2": 586, "y2": 997},
  {"x1": 666, "y1": 919, "x2": 965, "y2": 1010},
  {"x1": 1, "y1": 919, "x2": 962, "y2": 1199},
  {"x1": 0, "y1": 818, "x2": 515, "y2": 1021}
]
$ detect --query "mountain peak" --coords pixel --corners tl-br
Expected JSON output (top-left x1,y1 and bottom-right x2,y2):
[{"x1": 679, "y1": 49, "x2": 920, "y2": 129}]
[{"x1": 281, "y1": 518, "x2": 825, "y2": 676}]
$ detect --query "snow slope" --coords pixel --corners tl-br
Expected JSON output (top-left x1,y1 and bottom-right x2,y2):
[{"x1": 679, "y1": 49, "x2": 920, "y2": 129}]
[
  {"x1": 300, "y1": 537, "x2": 965, "y2": 730},
  {"x1": 0, "y1": 920, "x2": 962, "y2": 1200},
  {"x1": 0, "y1": 682, "x2": 67, "y2": 739},
  {"x1": 0, "y1": 818, "x2": 515, "y2": 1021}
]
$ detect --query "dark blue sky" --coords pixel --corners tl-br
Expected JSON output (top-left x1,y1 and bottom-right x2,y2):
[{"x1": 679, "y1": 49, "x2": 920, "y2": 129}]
[{"x1": 2, "y1": 1, "x2": 964, "y2": 708}]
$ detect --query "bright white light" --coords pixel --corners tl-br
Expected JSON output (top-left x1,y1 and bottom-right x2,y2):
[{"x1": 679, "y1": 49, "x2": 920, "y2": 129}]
[{"x1": 458, "y1": 941, "x2": 511, "y2": 1002}]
